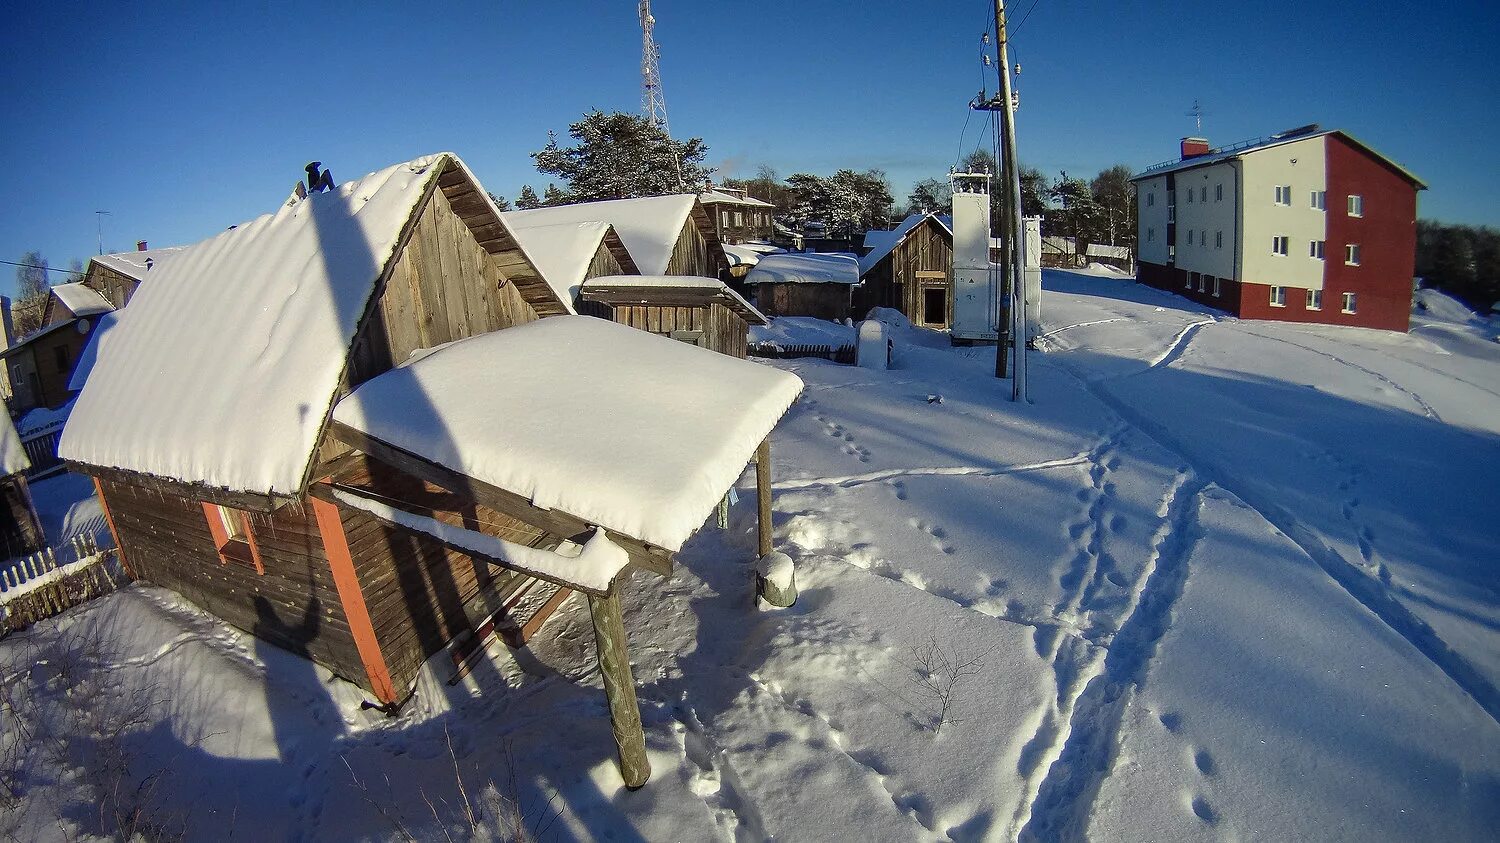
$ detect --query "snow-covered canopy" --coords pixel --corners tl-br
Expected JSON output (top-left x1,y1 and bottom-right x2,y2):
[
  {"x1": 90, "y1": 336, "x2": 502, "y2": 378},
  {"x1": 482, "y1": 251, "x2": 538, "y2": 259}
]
[
  {"x1": 332, "y1": 317, "x2": 803, "y2": 551},
  {"x1": 91, "y1": 246, "x2": 185, "y2": 281},
  {"x1": 49, "y1": 283, "x2": 113, "y2": 319},
  {"x1": 0, "y1": 414, "x2": 30, "y2": 477},
  {"x1": 581, "y1": 275, "x2": 767, "y2": 325},
  {"x1": 60, "y1": 153, "x2": 486, "y2": 499},
  {"x1": 503, "y1": 220, "x2": 616, "y2": 313},
  {"x1": 858, "y1": 213, "x2": 953, "y2": 276},
  {"x1": 505, "y1": 195, "x2": 699, "y2": 275},
  {"x1": 747, "y1": 252, "x2": 861, "y2": 286}
]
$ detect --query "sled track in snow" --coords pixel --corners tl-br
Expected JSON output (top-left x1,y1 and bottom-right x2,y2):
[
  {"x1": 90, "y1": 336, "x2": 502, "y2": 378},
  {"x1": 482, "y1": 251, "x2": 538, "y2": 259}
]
[
  {"x1": 1239, "y1": 328, "x2": 1443, "y2": 421},
  {"x1": 1144, "y1": 318, "x2": 1216, "y2": 372},
  {"x1": 773, "y1": 455, "x2": 1091, "y2": 492}
]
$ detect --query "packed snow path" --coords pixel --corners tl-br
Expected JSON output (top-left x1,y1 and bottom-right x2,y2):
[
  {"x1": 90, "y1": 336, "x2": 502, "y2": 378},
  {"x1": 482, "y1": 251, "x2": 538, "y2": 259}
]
[{"x1": 2, "y1": 273, "x2": 1496, "y2": 841}]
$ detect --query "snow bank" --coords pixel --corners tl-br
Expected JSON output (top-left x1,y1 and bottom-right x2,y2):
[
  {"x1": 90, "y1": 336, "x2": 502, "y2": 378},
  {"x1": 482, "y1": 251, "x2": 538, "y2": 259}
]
[
  {"x1": 746, "y1": 252, "x2": 860, "y2": 286},
  {"x1": 60, "y1": 153, "x2": 454, "y2": 498},
  {"x1": 856, "y1": 320, "x2": 888, "y2": 369},
  {"x1": 1414, "y1": 286, "x2": 1484, "y2": 325},
  {"x1": 332, "y1": 488, "x2": 628, "y2": 593},
  {"x1": 0, "y1": 414, "x2": 29, "y2": 477},
  {"x1": 333, "y1": 317, "x2": 803, "y2": 551},
  {"x1": 1085, "y1": 261, "x2": 1132, "y2": 277},
  {"x1": 504, "y1": 195, "x2": 697, "y2": 275}
]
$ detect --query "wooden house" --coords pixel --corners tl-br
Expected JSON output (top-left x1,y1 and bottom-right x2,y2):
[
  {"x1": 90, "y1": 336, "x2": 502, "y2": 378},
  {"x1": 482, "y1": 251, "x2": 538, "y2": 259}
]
[
  {"x1": 746, "y1": 252, "x2": 861, "y2": 321},
  {"x1": 0, "y1": 414, "x2": 44, "y2": 561},
  {"x1": 504, "y1": 220, "x2": 640, "y2": 312},
  {"x1": 858, "y1": 213, "x2": 955, "y2": 328},
  {"x1": 2, "y1": 282, "x2": 116, "y2": 413},
  {"x1": 505, "y1": 194, "x2": 727, "y2": 279},
  {"x1": 81, "y1": 245, "x2": 183, "y2": 309},
  {"x1": 59, "y1": 153, "x2": 802, "y2": 787},
  {"x1": 699, "y1": 185, "x2": 775, "y2": 244},
  {"x1": 579, "y1": 275, "x2": 767, "y2": 358}
]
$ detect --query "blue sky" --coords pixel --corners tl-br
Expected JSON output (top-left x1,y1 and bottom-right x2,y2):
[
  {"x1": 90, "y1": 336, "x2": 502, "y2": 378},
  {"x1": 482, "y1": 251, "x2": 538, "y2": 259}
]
[{"x1": 3, "y1": 0, "x2": 1496, "y2": 294}]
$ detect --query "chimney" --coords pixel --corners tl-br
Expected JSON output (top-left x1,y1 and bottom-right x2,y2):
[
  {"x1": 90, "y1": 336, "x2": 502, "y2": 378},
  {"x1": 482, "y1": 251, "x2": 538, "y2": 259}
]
[
  {"x1": 1181, "y1": 137, "x2": 1211, "y2": 159},
  {"x1": 137, "y1": 240, "x2": 148, "y2": 251}
]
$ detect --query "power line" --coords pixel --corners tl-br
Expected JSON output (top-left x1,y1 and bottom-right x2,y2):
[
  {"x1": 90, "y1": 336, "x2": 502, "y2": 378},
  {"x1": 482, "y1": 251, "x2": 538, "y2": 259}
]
[
  {"x1": 1011, "y1": 0, "x2": 1043, "y2": 35},
  {"x1": 0, "y1": 259, "x2": 84, "y2": 275}
]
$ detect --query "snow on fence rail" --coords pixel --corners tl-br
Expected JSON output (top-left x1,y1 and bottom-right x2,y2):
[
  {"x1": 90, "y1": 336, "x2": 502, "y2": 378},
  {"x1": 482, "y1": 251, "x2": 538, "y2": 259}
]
[
  {"x1": 748, "y1": 342, "x2": 857, "y2": 364},
  {"x1": 19, "y1": 428, "x2": 65, "y2": 479},
  {"x1": 0, "y1": 532, "x2": 125, "y2": 633}
]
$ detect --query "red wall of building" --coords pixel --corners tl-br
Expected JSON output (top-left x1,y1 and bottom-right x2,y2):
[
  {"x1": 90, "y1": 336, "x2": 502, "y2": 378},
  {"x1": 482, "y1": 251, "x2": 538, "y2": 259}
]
[{"x1": 1321, "y1": 135, "x2": 1418, "y2": 332}]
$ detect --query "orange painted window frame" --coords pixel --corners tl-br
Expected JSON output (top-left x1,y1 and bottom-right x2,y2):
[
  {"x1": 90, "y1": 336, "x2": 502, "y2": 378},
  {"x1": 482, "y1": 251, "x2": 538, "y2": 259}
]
[{"x1": 201, "y1": 502, "x2": 265, "y2": 575}]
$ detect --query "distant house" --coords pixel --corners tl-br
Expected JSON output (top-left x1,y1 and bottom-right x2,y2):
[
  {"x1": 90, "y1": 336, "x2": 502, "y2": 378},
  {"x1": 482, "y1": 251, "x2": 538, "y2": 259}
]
[
  {"x1": 505, "y1": 194, "x2": 726, "y2": 278},
  {"x1": 82, "y1": 244, "x2": 183, "y2": 309},
  {"x1": 1133, "y1": 126, "x2": 1425, "y2": 331},
  {"x1": 858, "y1": 213, "x2": 954, "y2": 328},
  {"x1": 2, "y1": 282, "x2": 115, "y2": 413},
  {"x1": 747, "y1": 252, "x2": 861, "y2": 321},
  {"x1": 59, "y1": 153, "x2": 801, "y2": 787},
  {"x1": 579, "y1": 275, "x2": 767, "y2": 358},
  {"x1": 699, "y1": 185, "x2": 775, "y2": 244},
  {"x1": 0, "y1": 414, "x2": 44, "y2": 560}
]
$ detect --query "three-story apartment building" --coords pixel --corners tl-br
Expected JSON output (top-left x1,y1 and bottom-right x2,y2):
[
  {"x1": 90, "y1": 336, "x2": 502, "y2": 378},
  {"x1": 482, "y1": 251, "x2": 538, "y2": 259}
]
[{"x1": 1132, "y1": 126, "x2": 1424, "y2": 331}]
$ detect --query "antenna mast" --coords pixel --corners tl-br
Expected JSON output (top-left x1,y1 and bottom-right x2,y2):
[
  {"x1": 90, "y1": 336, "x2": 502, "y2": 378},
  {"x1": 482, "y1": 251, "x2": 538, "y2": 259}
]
[
  {"x1": 640, "y1": 0, "x2": 669, "y2": 134},
  {"x1": 1186, "y1": 99, "x2": 1206, "y2": 133}
]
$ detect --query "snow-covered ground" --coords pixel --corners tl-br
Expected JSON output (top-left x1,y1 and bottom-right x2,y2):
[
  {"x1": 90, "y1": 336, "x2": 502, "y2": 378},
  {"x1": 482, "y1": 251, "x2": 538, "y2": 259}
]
[{"x1": 2, "y1": 273, "x2": 1497, "y2": 841}]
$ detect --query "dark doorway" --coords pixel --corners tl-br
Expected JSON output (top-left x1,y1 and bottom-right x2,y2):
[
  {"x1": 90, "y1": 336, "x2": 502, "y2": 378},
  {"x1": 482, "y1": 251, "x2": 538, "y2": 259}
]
[{"x1": 922, "y1": 287, "x2": 947, "y2": 326}]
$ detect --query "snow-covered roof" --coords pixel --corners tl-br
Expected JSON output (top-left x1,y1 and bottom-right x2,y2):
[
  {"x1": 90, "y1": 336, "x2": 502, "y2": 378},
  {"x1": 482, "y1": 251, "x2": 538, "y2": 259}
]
[
  {"x1": 1133, "y1": 128, "x2": 1427, "y2": 188},
  {"x1": 505, "y1": 194, "x2": 700, "y2": 275},
  {"x1": 49, "y1": 283, "x2": 113, "y2": 318},
  {"x1": 749, "y1": 252, "x2": 861, "y2": 286},
  {"x1": 59, "y1": 152, "x2": 508, "y2": 500},
  {"x1": 91, "y1": 246, "x2": 185, "y2": 281},
  {"x1": 66, "y1": 310, "x2": 120, "y2": 393},
  {"x1": 723, "y1": 244, "x2": 764, "y2": 267},
  {"x1": 332, "y1": 317, "x2": 803, "y2": 551},
  {"x1": 858, "y1": 213, "x2": 952, "y2": 276},
  {"x1": 580, "y1": 275, "x2": 768, "y2": 325},
  {"x1": 0, "y1": 414, "x2": 30, "y2": 478},
  {"x1": 503, "y1": 220, "x2": 611, "y2": 313},
  {"x1": 699, "y1": 189, "x2": 774, "y2": 208}
]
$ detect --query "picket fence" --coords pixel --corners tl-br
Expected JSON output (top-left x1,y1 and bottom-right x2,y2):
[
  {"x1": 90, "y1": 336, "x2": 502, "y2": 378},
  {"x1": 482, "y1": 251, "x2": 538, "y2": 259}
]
[{"x1": 0, "y1": 532, "x2": 126, "y2": 633}]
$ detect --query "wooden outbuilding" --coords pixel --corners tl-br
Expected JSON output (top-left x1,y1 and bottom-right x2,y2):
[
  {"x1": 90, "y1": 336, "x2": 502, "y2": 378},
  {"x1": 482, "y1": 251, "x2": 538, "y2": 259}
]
[
  {"x1": 504, "y1": 220, "x2": 640, "y2": 312},
  {"x1": 59, "y1": 153, "x2": 801, "y2": 787},
  {"x1": 579, "y1": 275, "x2": 768, "y2": 358},
  {"x1": 505, "y1": 194, "x2": 727, "y2": 279},
  {"x1": 747, "y1": 252, "x2": 861, "y2": 321},
  {"x1": 857, "y1": 212, "x2": 955, "y2": 328},
  {"x1": 0, "y1": 415, "x2": 44, "y2": 561}
]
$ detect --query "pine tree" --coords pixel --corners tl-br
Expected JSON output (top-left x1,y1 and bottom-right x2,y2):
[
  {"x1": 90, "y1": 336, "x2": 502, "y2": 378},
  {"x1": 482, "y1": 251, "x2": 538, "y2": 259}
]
[
  {"x1": 907, "y1": 179, "x2": 952, "y2": 215},
  {"x1": 487, "y1": 192, "x2": 513, "y2": 211},
  {"x1": 515, "y1": 185, "x2": 541, "y2": 210},
  {"x1": 541, "y1": 183, "x2": 567, "y2": 206},
  {"x1": 531, "y1": 111, "x2": 713, "y2": 201},
  {"x1": 12, "y1": 251, "x2": 50, "y2": 335}
]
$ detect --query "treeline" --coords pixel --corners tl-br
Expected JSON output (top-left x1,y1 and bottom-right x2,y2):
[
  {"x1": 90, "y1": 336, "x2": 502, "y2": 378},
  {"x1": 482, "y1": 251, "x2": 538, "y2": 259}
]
[{"x1": 1416, "y1": 221, "x2": 1499, "y2": 312}]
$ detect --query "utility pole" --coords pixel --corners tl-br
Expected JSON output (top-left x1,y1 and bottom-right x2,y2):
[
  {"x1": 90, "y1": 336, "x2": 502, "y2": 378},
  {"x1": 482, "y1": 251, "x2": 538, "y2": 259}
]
[
  {"x1": 991, "y1": 0, "x2": 1026, "y2": 399},
  {"x1": 95, "y1": 210, "x2": 111, "y2": 255}
]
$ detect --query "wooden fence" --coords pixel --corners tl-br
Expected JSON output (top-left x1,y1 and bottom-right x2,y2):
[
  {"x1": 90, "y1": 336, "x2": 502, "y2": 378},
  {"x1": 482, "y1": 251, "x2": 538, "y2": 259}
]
[
  {"x1": 0, "y1": 533, "x2": 126, "y2": 634},
  {"x1": 748, "y1": 342, "x2": 857, "y2": 364}
]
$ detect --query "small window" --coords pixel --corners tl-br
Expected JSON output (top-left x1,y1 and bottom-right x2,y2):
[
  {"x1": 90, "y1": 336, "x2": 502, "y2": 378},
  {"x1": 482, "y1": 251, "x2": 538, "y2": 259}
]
[
  {"x1": 721, "y1": 210, "x2": 731, "y2": 227},
  {"x1": 1185, "y1": 272, "x2": 1193, "y2": 290},
  {"x1": 1202, "y1": 230, "x2": 1209, "y2": 248},
  {"x1": 1168, "y1": 245, "x2": 1176, "y2": 260},
  {"x1": 1270, "y1": 286, "x2": 1286, "y2": 307},
  {"x1": 1215, "y1": 231, "x2": 1223, "y2": 249},
  {"x1": 1168, "y1": 205, "x2": 1176, "y2": 223},
  {"x1": 1274, "y1": 185, "x2": 1292, "y2": 205},
  {"x1": 1347, "y1": 195, "x2": 1364, "y2": 217},
  {"x1": 1307, "y1": 289, "x2": 1322, "y2": 310},
  {"x1": 1215, "y1": 184, "x2": 1223, "y2": 201},
  {"x1": 1167, "y1": 189, "x2": 1175, "y2": 206},
  {"x1": 1188, "y1": 230, "x2": 1195, "y2": 245},
  {"x1": 1199, "y1": 186, "x2": 1207, "y2": 202},
  {"x1": 734, "y1": 211, "x2": 744, "y2": 226},
  {"x1": 1147, "y1": 228, "x2": 1155, "y2": 242},
  {"x1": 1196, "y1": 273, "x2": 1206, "y2": 293},
  {"x1": 54, "y1": 345, "x2": 70, "y2": 374},
  {"x1": 1212, "y1": 276, "x2": 1222, "y2": 298},
  {"x1": 1147, "y1": 192, "x2": 1155, "y2": 207},
  {"x1": 1311, "y1": 190, "x2": 1326, "y2": 210},
  {"x1": 1187, "y1": 189, "x2": 1194, "y2": 204},
  {"x1": 1310, "y1": 240, "x2": 1325, "y2": 260},
  {"x1": 1342, "y1": 292, "x2": 1357, "y2": 313},
  {"x1": 1272, "y1": 235, "x2": 1289, "y2": 256},
  {"x1": 1345, "y1": 244, "x2": 1361, "y2": 265},
  {"x1": 202, "y1": 503, "x2": 264, "y2": 574}
]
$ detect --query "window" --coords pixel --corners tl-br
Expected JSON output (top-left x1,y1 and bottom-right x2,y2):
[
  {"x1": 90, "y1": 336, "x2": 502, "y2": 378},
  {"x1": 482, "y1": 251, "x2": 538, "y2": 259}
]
[
  {"x1": 1212, "y1": 276, "x2": 1222, "y2": 297},
  {"x1": 1272, "y1": 235, "x2": 1289, "y2": 256},
  {"x1": 1147, "y1": 228, "x2": 1155, "y2": 242},
  {"x1": 1307, "y1": 289, "x2": 1323, "y2": 310},
  {"x1": 1311, "y1": 190, "x2": 1326, "y2": 210},
  {"x1": 1168, "y1": 204, "x2": 1176, "y2": 223},
  {"x1": 1342, "y1": 292, "x2": 1357, "y2": 313},
  {"x1": 1345, "y1": 244, "x2": 1361, "y2": 265},
  {"x1": 54, "y1": 345, "x2": 70, "y2": 374},
  {"x1": 1168, "y1": 245, "x2": 1176, "y2": 260},
  {"x1": 721, "y1": 210, "x2": 730, "y2": 227},
  {"x1": 1185, "y1": 272, "x2": 1193, "y2": 289},
  {"x1": 669, "y1": 330, "x2": 706, "y2": 347},
  {"x1": 1148, "y1": 192, "x2": 1155, "y2": 207},
  {"x1": 1202, "y1": 230, "x2": 1209, "y2": 248},
  {"x1": 1197, "y1": 273, "x2": 1206, "y2": 293},
  {"x1": 1215, "y1": 183, "x2": 1223, "y2": 201},
  {"x1": 1275, "y1": 185, "x2": 1292, "y2": 205},
  {"x1": 1215, "y1": 231, "x2": 1223, "y2": 249},
  {"x1": 1200, "y1": 186, "x2": 1207, "y2": 202},
  {"x1": 1270, "y1": 286, "x2": 1287, "y2": 307},
  {"x1": 1310, "y1": 240, "x2": 1325, "y2": 259},
  {"x1": 1347, "y1": 194, "x2": 1364, "y2": 217},
  {"x1": 734, "y1": 211, "x2": 743, "y2": 226},
  {"x1": 1187, "y1": 188, "x2": 1194, "y2": 203},
  {"x1": 202, "y1": 503, "x2": 264, "y2": 574},
  {"x1": 1188, "y1": 230, "x2": 1194, "y2": 245}
]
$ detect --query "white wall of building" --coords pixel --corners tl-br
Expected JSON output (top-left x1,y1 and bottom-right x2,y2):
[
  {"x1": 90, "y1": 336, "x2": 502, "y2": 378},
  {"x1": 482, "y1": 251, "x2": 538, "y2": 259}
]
[
  {"x1": 1172, "y1": 161, "x2": 1239, "y2": 281},
  {"x1": 1136, "y1": 175, "x2": 1170, "y2": 265},
  {"x1": 1240, "y1": 136, "x2": 1327, "y2": 291}
]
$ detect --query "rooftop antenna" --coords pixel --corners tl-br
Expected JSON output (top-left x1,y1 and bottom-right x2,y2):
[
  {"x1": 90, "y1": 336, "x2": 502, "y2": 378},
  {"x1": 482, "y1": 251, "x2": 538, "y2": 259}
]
[
  {"x1": 1186, "y1": 99, "x2": 1207, "y2": 134},
  {"x1": 94, "y1": 210, "x2": 111, "y2": 255},
  {"x1": 640, "y1": 0, "x2": 669, "y2": 135}
]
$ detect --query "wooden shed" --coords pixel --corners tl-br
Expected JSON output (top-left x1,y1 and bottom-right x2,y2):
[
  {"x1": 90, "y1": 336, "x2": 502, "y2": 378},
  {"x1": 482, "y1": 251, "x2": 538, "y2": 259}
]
[
  {"x1": 505, "y1": 194, "x2": 727, "y2": 279},
  {"x1": 747, "y1": 252, "x2": 861, "y2": 321},
  {"x1": 504, "y1": 219, "x2": 640, "y2": 312},
  {"x1": 59, "y1": 153, "x2": 802, "y2": 787},
  {"x1": 0, "y1": 414, "x2": 44, "y2": 561},
  {"x1": 579, "y1": 275, "x2": 768, "y2": 358},
  {"x1": 857, "y1": 213, "x2": 954, "y2": 328}
]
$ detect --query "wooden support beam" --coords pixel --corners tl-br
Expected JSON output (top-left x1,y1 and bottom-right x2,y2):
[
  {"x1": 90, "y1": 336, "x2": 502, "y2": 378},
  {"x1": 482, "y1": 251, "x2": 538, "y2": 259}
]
[
  {"x1": 588, "y1": 592, "x2": 650, "y2": 789},
  {"x1": 327, "y1": 420, "x2": 674, "y2": 577},
  {"x1": 756, "y1": 437, "x2": 772, "y2": 558},
  {"x1": 310, "y1": 495, "x2": 399, "y2": 705},
  {"x1": 92, "y1": 477, "x2": 134, "y2": 580}
]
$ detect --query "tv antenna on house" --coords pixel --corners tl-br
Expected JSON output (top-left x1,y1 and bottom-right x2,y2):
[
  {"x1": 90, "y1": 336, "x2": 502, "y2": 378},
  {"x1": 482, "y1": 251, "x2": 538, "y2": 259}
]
[
  {"x1": 1186, "y1": 100, "x2": 1207, "y2": 134},
  {"x1": 94, "y1": 210, "x2": 111, "y2": 255}
]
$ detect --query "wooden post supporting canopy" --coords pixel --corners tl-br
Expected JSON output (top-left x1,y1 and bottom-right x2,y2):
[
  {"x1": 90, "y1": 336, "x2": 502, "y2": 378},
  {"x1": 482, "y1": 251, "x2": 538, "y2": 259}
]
[
  {"x1": 588, "y1": 591, "x2": 650, "y2": 789},
  {"x1": 756, "y1": 437, "x2": 772, "y2": 559}
]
